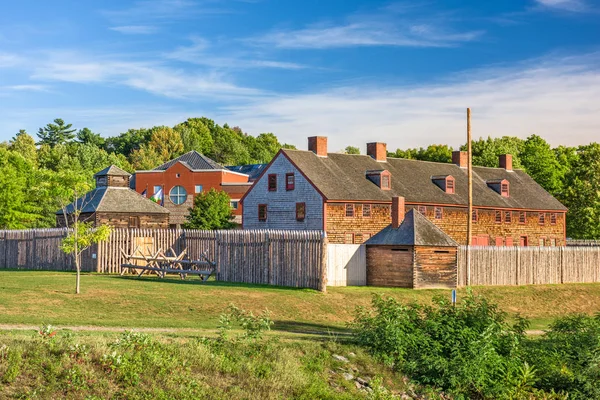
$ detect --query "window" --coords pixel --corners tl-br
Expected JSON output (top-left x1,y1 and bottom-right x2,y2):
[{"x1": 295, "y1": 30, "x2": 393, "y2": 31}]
[
  {"x1": 344, "y1": 232, "x2": 354, "y2": 244},
  {"x1": 363, "y1": 204, "x2": 371, "y2": 217},
  {"x1": 519, "y1": 211, "x2": 526, "y2": 224},
  {"x1": 539, "y1": 213, "x2": 545, "y2": 225},
  {"x1": 381, "y1": 175, "x2": 390, "y2": 189},
  {"x1": 495, "y1": 210, "x2": 502, "y2": 223},
  {"x1": 296, "y1": 202, "x2": 306, "y2": 221},
  {"x1": 176, "y1": 173, "x2": 181, "y2": 178},
  {"x1": 285, "y1": 173, "x2": 295, "y2": 191},
  {"x1": 472, "y1": 209, "x2": 478, "y2": 223},
  {"x1": 505, "y1": 237, "x2": 514, "y2": 246},
  {"x1": 418, "y1": 205, "x2": 427, "y2": 215},
  {"x1": 268, "y1": 174, "x2": 277, "y2": 191},
  {"x1": 363, "y1": 233, "x2": 372, "y2": 241},
  {"x1": 128, "y1": 216, "x2": 140, "y2": 228},
  {"x1": 539, "y1": 237, "x2": 546, "y2": 247},
  {"x1": 551, "y1": 238, "x2": 556, "y2": 247},
  {"x1": 446, "y1": 178, "x2": 455, "y2": 194},
  {"x1": 258, "y1": 204, "x2": 267, "y2": 221},
  {"x1": 495, "y1": 237, "x2": 504, "y2": 247},
  {"x1": 195, "y1": 185, "x2": 203, "y2": 194},
  {"x1": 169, "y1": 186, "x2": 187, "y2": 205},
  {"x1": 501, "y1": 182, "x2": 509, "y2": 197},
  {"x1": 153, "y1": 186, "x2": 162, "y2": 195},
  {"x1": 345, "y1": 204, "x2": 354, "y2": 218},
  {"x1": 550, "y1": 213, "x2": 557, "y2": 225},
  {"x1": 520, "y1": 236, "x2": 528, "y2": 247},
  {"x1": 434, "y1": 207, "x2": 443, "y2": 220},
  {"x1": 505, "y1": 211, "x2": 512, "y2": 224},
  {"x1": 230, "y1": 201, "x2": 239, "y2": 210}
]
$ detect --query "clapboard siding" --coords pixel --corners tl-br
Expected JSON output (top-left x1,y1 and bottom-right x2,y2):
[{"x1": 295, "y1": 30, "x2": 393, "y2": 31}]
[{"x1": 243, "y1": 153, "x2": 324, "y2": 230}]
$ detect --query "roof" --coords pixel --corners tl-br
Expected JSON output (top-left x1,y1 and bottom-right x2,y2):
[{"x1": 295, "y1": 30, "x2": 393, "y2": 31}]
[
  {"x1": 365, "y1": 209, "x2": 458, "y2": 247},
  {"x1": 57, "y1": 187, "x2": 170, "y2": 215},
  {"x1": 280, "y1": 150, "x2": 567, "y2": 211},
  {"x1": 154, "y1": 151, "x2": 223, "y2": 171},
  {"x1": 226, "y1": 164, "x2": 268, "y2": 181},
  {"x1": 94, "y1": 165, "x2": 131, "y2": 177}
]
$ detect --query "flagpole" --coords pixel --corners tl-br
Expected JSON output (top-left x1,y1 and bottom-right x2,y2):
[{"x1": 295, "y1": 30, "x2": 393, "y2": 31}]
[{"x1": 466, "y1": 108, "x2": 473, "y2": 287}]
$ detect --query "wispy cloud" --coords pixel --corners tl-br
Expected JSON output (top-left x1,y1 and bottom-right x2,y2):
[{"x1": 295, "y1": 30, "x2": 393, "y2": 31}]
[
  {"x1": 534, "y1": 0, "x2": 588, "y2": 12},
  {"x1": 109, "y1": 25, "x2": 158, "y2": 34},
  {"x1": 252, "y1": 22, "x2": 483, "y2": 49},
  {"x1": 4, "y1": 84, "x2": 50, "y2": 92},
  {"x1": 167, "y1": 37, "x2": 307, "y2": 70},
  {"x1": 101, "y1": 0, "x2": 229, "y2": 25},
  {"x1": 219, "y1": 53, "x2": 600, "y2": 150},
  {"x1": 0, "y1": 52, "x2": 23, "y2": 68}
]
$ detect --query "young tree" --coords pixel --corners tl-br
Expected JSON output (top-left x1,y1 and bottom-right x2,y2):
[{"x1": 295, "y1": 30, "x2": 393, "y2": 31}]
[
  {"x1": 37, "y1": 118, "x2": 77, "y2": 147},
  {"x1": 58, "y1": 180, "x2": 111, "y2": 294},
  {"x1": 345, "y1": 146, "x2": 360, "y2": 154},
  {"x1": 184, "y1": 189, "x2": 235, "y2": 230},
  {"x1": 9, "y1": 130, "x2": 37, "y2": 164}
]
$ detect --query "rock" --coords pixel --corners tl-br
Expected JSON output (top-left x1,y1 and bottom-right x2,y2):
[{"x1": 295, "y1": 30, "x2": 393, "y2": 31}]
[
  {"x1": 400, "y1": 394, "x2": 411, "y2": 400},
  {"x1": 342, "y1": 372, "x2": 354, "y2": 381},
  {"x1": 365, "y1": 387, "x2": 373, "y2": 394},
  {"x1": 354, "y1": 381, "x2": 362, "y2": 389},
  {"x1": 356, "y1": 377, "x2": 370, "y2": 386},
  {"x1": 332, "y1": 354, "x2": 349, "y2": 363}
]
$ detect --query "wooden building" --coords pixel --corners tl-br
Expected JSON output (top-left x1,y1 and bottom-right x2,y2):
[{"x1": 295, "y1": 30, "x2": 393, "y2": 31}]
[
  {"x1": 134, "y1": 151, "x2": 252, "y2": 228},
  {"x1": 366, "y1": 198, "x2": 458, "y2": 289},
  {"x1": 241, "y1": 136, "x2": 567, "y2": 246},
  {"x1": 56, "y1": 165, "x2": 169, "y2": 229}
]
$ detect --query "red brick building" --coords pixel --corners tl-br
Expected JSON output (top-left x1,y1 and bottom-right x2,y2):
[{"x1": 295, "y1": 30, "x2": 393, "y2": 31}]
[
  {"x1": 134, "y1": 151, "x2": 252, "y2": 227},
  {"x1": 241, "y1": 137, "x2": 567, "y2": 246}
]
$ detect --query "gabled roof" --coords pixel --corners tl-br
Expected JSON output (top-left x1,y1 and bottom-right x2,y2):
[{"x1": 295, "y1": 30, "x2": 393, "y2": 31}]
[
  {"x1": 154, "y1": 151, "x2": 224, "y2": 171},
  {"x1": 280, "y1": 150, "x2": 566, "y2": 211},
  {"x1": 94, "y1": 165, "x2": 131, "y2": 177},
  {"x1": 57, "y1": 187, "x2": 169, "y2": 215},
  {"x1": 366, "y1": 209, "x2": 458, "y2": 247},
  {"x1": 226, "y1": 164, "x2": 268, "y2": 181}
]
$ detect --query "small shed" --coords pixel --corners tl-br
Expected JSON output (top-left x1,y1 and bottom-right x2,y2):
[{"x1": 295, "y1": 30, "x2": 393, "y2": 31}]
[
  {"x1": 56, "y1": 165, "x2": 170, "y2": 229},
  {"x1": 366, "y1": 201, "x2": 459, "y2": 289}
]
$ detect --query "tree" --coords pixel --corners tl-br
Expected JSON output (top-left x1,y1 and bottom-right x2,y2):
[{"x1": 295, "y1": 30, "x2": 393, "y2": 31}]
[
  {"x1": 0, "y1": 149, "x2": 40, "y2": 228},
  {"x1": 561, "y1": 143, "x2": 600, "y2": 239},
  {"x1": 37, "y1": 118, "x2": 76, "y2": 147},
  {"x1": 184, "y1": 189, "x2": 235, "y2": 230},
  {"x1": 520, "y1": 135, "x2": 563, "y2": 194},
  {"x1": 345, "y1": 146, "x2": 360, "y2": 155},
  {"x1": 146, "y1": 126, "x2": 184, "y2": 162},
  {"x1": 77, "y1": 127, "x2": 105, "y2": 148},
  {"x1": 461, "y1": 136, "x2": 524, "y2": 168},
  {"x1": 58, "y1": 179, "x2": 111, "y2": 294},
  {"x1": 104, "y1": 128, "x2": 152, "y2": 155},
  {"x1": 174, "y1": 118, "x2": 214, "y2": 155},
  {"x1": 9, "y1": 130, "x2": 37, "y2": 163},
  {"x1": 388, "y1": 144, "x2": 452, "y2": 163},
  {"x1": 61, "y1": 222, "x2": 111, "y2": 294}
]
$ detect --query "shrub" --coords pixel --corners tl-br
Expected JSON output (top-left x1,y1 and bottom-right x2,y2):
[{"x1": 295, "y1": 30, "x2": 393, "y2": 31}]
[{"x1": 218, "y1": 304, "x2": 274, "y2": 342}]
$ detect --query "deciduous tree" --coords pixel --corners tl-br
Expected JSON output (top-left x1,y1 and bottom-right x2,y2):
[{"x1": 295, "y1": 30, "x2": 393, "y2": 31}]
[{"x1": 184, "y1": 189, "x2": 235, "y2": 230}]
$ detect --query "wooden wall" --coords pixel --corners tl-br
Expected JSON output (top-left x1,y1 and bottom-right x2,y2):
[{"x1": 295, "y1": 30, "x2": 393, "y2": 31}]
[
  {"x1": 326, "y1": 203, "x2": 391, "y2": 244},
  {"x1": 457, "y1": 246, "x2": 600, "y2": 286},
  {"x1": 327, "y1": 244, "x2": 367, "y2": 286},
  {"x1": 95, "y1": 212, "x2": 169, "y2": 229},
  {"x1": 413, "y1": 246, "x2": 457, "y2": 289},
  {"x1": 366, "y1": 245, "x2": 413, "y2": 288}
]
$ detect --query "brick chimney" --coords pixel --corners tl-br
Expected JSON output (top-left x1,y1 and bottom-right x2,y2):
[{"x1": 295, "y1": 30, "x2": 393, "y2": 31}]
[
  {"x1": 308, "y1": 136, "x2": 327, "y2": 157},
  {"x1": 391, "y1": 196, "x2": 405, "y2": 229},
  {"x1": 452, "y1": 151, "x2": 468, "y2": 168},
  {"x1": 499, "y1": 154, "x2": 513, "y2": 171},
  {"x1": 367, "y1": 142, "x2": 387, "y2": 162}
]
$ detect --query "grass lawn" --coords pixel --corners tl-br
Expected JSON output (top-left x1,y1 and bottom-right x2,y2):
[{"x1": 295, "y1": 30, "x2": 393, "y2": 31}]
[{"x1": 1, "y1": 271, "x2": 600, "y2": 332}]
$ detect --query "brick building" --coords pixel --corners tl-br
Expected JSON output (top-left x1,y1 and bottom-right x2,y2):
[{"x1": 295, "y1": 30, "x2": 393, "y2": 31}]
[
  {"x1": 57, "y1": 165, "x2": 169, "y2": 229},
  {"x1": 241, "y1": 137, "x2": 567, "y2": 246},
  {"x1": 134, "y1": 151, "x2": 252, "y2": 227}
]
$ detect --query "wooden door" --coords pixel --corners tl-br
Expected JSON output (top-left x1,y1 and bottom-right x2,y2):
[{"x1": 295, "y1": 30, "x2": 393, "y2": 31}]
[
  {"x1": 131, "y1": 237, "x2": 155, "y2": 274},
  {"x1": 519, "y1": 236, "x2": 528, "y2": 247}
]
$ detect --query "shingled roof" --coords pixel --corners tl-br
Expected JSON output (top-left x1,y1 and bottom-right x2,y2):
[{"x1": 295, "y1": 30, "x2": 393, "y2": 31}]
[
  {"x1": 94, "y1": 165, "x2": 131, "y2": 177},
  {"x1": 366, "y1": 209, "x2": 458, "y2": 247},
  {"x1": 57, "y1": 187, "x2": 169, "y2": 215},
  {"x1": 282, "y1": 150, "x2": 566, "y2": 211},
  {"x1": 154, "y1": 151, "x2": 224, "y2": 171}
]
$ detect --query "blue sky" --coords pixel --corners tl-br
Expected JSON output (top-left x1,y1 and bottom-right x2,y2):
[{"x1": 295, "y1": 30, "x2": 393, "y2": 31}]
[{"x1": 0, "y1": 0, "x2": 599, "y2": 151}]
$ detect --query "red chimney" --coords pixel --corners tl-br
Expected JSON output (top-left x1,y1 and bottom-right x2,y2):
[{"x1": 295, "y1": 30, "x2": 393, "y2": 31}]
[
  {"x1": 499, "y1": 154, "x2": 513, "y2": 171},
  {"x1": 367, "y1": 142, "x2": 387, "y2": 162},
  {"x1": 452, "y1": 151, "x2": 468, "y2": 168},
  {"x1": 308, "y1": 136, "x2": 327, "y2": 157},
  {"x1": 391, "y1": 196, "x2": 405, "y2": 229}
]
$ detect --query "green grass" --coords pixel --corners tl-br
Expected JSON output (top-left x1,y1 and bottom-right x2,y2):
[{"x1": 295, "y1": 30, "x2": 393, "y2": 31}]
[{"x1": 1, "y1": 271, "x2": 600, "y2": 333}]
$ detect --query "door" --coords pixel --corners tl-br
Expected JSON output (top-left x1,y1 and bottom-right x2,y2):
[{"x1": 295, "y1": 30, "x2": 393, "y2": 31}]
[{"x1": 519, "y1": 236, "x2": 528, "y2": 247}]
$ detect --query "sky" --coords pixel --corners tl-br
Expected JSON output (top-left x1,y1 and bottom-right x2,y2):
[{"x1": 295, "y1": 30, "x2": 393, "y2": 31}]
[{"x1": 0, "y1": 0, "x2": 599, "y2": 152}]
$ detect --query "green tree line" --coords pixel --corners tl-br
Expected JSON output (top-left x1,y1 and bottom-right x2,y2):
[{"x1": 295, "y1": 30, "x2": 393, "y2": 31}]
[{"x1": 0, "y1": 117, "x2": 294, "y2": 229}]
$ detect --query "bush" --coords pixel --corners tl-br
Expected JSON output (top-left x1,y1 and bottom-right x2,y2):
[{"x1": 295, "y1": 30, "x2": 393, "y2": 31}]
[{"x1": 352, "y1": 290, "x2": 545, "y2": 399}]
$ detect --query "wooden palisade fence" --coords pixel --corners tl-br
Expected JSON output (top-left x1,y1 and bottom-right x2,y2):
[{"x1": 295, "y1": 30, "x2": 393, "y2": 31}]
[{"x1": 457, "y1": 246, "x2": 600, "y2": 286}]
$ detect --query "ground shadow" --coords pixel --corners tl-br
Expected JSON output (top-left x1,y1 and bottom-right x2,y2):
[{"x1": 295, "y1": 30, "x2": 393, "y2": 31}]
[{"x1": 272, "y1": 320, "x2": 352, "y2": 337}]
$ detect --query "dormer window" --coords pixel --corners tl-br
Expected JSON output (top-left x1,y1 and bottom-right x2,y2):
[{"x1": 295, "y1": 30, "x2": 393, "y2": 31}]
[
  {"x1": 432, "y1": 175, "x2": 455, "y2": 194},
  {"x1": 487, "y1": 179, "x2": 510, "y2": 198},
  {"x1": 366, "y1": 170, "x2": 391, "y2": 191}
]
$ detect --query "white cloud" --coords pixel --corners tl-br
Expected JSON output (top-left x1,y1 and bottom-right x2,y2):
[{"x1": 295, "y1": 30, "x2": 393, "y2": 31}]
[
  {"x1": 0, "y1": 52, "x2": 23, "y2": 68},
  {"x1": 101, "y1": 0, "x2": 229, "y2": 24},
  {"x1": 109, "y1": 25, "x2": 158, "y2": 34},
  {"x1": 218, "y1": 53, "x2": 600, "y2": 150},
  {"x1": 534, "y1": 0, "x2": 588, "y2": 12},
  {"x1": 252, "y1": 22, "x2": 483, "y2": 49}
]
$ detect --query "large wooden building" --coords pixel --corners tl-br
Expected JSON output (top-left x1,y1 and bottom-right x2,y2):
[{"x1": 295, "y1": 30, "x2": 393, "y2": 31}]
[
  {"x1": 134, "y1": 151, "x2": 252, "y2": 227},
  {"x1": 57, "y1": 165, "x2": 170, "y2": 229},
  {"x1": 241, "y1": 136, "x2": 567, "y2": 246}
]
